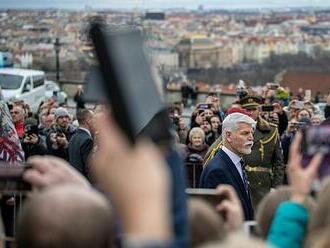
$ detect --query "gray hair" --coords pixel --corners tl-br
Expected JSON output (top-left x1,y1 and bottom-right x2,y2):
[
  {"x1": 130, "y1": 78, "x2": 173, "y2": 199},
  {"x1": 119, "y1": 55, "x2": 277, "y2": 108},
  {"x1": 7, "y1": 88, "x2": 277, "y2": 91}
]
[
  {"x1": 222, "y1": 113, "x2": 256, "y2": 140},
  {"x1": 189, "y1": 127, "x2": 205, "y2": 142}
]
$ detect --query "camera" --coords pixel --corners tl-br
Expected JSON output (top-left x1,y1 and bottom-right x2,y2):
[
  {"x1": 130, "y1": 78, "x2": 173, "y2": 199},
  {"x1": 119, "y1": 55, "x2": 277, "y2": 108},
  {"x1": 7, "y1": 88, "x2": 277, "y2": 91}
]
[
  {"x1": 171, "y1": 115, "x2": 180, "y2": 127},
  {"x1": 237, "y1": 90, "x2": 248, "y2": 100},
  {"x1": 266, "y1": 83, "x2": 279, "y2": 90},
  {"x1": 25, "y1": 124, "x2": 39, "y2": 136},
  {"x1": 261, "y1": 105, "x2": 274, "y2": 112}
]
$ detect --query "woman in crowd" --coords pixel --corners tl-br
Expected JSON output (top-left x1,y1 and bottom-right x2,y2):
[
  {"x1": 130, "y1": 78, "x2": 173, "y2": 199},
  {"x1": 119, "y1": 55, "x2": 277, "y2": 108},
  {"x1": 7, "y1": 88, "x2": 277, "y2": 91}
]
[{"x1": 185, "y1": 127, "x2": 209, "y2": 187}]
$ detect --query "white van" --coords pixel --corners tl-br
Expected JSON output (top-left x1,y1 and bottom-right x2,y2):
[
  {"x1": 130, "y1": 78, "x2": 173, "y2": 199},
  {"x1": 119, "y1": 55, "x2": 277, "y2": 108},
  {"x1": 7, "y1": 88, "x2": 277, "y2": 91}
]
[{"x1": 0, "y1": 68, "x2": 47, "y2": 111}]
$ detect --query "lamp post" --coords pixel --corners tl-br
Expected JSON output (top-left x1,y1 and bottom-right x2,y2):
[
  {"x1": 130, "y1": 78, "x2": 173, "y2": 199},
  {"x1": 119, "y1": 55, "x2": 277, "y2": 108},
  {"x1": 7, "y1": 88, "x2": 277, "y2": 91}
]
[{"x1": 54, "y1": 38, "x2": 61, "y2": 85}]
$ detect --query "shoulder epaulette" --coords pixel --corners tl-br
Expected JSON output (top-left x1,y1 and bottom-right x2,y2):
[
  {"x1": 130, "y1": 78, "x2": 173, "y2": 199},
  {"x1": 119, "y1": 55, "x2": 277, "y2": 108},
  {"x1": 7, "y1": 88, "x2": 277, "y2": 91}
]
[{"x1": 203, "y1": 141, "x2": 223, "y2": 167}]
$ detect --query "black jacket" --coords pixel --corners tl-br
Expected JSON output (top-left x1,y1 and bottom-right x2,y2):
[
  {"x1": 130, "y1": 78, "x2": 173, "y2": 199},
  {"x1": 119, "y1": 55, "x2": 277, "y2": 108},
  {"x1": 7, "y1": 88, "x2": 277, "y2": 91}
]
[
  {"x1": 68, "y1": 128, "x2": 94, "y2": 180},
  {"x1": 22, "y1": 137, "x2": 47, "y2": 160},
  {"x1": 199, "y1": 149, "x2": 254, "y2": 220}
]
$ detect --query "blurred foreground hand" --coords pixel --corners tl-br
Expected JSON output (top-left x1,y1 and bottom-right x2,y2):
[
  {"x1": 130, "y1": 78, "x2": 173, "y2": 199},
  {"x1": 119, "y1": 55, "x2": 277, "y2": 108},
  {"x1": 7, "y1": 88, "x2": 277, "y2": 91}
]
[
  {"x1": 24, "y1": 156, "x2": 90, "y2": 190},
  {"x1": 91, "y1": 111, "x2": 172, "y2": 241}
]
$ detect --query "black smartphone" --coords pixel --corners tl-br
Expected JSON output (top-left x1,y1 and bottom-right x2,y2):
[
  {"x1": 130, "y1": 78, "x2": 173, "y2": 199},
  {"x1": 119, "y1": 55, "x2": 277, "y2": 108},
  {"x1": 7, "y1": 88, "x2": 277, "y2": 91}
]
[
  {"x1": 261, "y1": 105, "x2": 274, "y2": 112},
  {"x1": 301, "y1": 125, "x2": 330, "y2": 179},
  {"x1": 0, "y1": 163, "x2": 32, "y2": 192},
  {"x1": 198, "y1": 109, "x2": 205, "y2": 115},
  {"x1": 88, "y1": 21, "x2": 172, "y2": 146}
]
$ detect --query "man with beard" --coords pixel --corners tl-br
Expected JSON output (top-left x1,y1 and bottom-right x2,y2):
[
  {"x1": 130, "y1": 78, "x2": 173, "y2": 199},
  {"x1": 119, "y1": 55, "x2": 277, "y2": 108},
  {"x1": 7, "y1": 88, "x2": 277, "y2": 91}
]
[
  {"x1": 199, "y1": 113, "x2": 255, "y2": 220},
  {"x1": 46, "y1": 107, "x2": 76, "y2": 161}
]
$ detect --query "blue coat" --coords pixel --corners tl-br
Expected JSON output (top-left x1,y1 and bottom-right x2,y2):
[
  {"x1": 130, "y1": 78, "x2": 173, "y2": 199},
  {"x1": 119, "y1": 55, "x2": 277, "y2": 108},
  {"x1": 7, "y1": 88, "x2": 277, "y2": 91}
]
[{"x1": 199, "y1": 149, "x2": 254, "y2": 220}]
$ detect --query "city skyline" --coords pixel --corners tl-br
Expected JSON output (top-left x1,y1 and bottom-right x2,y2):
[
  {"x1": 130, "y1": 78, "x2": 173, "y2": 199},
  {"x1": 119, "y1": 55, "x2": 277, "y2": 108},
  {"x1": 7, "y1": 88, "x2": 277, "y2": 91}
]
[{"x1": 1, "y1": 0, "x2": 330, "y2": 10}]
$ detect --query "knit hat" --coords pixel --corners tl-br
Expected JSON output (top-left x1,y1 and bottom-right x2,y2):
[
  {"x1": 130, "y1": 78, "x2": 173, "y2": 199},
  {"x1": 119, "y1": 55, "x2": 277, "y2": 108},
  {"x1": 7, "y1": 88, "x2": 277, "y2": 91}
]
[{"x1": 54, "y1": 107, "x2": 70, "y2": 120}]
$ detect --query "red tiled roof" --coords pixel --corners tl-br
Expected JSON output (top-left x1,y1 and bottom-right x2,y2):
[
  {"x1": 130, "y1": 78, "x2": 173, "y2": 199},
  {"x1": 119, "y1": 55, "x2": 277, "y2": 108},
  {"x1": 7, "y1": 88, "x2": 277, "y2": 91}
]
[{"x1": 280, "y1": 71, "x2": 330, "y2": 95}]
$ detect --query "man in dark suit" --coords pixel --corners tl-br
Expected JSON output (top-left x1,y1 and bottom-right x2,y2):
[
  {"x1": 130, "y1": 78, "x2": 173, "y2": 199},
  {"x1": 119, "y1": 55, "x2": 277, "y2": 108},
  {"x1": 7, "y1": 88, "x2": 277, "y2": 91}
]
[
  {"x1": 199, "y1": 113, "x2": 256, "y2": 220},
  {"x1": 69, "y1": 109, "x2": 95, "y2": 180}
]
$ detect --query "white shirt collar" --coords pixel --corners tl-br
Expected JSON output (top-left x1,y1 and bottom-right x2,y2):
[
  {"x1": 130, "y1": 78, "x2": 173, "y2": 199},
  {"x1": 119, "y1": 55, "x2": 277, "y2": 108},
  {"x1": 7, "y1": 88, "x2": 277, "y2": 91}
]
[
  {"x1": 79, "y1": 127, "x2": 92, "y2": 137},
  {"x1": 222, "y1": 146, "x2": 241, "y2": 165},
  {"x1": 222, "y1": 145, "x2": 244, "y2": 179}
]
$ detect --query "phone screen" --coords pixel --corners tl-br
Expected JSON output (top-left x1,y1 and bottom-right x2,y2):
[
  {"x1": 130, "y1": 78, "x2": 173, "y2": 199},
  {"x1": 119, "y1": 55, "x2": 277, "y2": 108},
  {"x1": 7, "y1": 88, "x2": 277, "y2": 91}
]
[
  {"x1": 301, "y1": 125, "x2": 330, "y2": 179},
  {"x1": 198, "y1": 103, "x2": 211, "y2": 110}
]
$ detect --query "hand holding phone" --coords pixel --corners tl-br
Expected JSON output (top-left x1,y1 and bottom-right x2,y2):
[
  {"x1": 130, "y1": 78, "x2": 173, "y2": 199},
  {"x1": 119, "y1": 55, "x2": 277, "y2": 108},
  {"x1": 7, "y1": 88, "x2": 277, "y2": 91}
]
[{"x1": 287, "y1": 132, "x2": 323, "y2": 202}]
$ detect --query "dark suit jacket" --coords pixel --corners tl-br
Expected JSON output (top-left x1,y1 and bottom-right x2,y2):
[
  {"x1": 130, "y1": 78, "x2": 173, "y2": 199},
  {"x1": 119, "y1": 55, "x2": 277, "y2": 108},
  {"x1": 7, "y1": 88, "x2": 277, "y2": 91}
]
[
  {"x1": 199, "y1": 149, "x2": 254, "y2": 220},
  {"x1": 68, "y1": 128, "x2": 93, "y2": 180}
]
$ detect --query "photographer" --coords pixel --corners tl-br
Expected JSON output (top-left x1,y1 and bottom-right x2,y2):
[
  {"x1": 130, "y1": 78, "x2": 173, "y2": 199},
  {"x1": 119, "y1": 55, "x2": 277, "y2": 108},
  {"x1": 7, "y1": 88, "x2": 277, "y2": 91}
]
[
  {"x1": 281, "y1": 117, "x2": 312, "y2": 186},
  {"x1": 261, "y1": 102, "x2": 288, "y2": 137},
  {"x1": 46, "y1": 107, "x2": 76, "y2": 161},
  {"x1": 22, "y1": 118, "x2": 47, "y2": 160}
]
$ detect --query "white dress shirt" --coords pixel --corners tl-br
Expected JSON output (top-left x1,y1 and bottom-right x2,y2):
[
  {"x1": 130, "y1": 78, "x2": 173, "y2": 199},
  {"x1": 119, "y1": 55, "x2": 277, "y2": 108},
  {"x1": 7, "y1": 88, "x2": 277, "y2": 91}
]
[{"x1": 222, "y1": 146, "x2": 244, "y2": 181}]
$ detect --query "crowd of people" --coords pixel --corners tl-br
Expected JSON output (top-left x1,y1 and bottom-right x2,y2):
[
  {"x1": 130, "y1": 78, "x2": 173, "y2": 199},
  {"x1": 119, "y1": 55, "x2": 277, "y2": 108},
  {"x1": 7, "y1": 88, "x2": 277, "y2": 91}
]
[{"x1": 0, "y1": 82, "x2": 328, "y2": 248}]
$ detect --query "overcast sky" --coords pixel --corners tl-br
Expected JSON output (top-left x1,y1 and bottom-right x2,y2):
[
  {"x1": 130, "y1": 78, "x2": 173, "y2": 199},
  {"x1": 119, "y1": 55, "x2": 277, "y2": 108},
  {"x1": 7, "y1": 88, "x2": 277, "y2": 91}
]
[{"x1": 1, "y1": 0, "x2": 330, "y2": 9}]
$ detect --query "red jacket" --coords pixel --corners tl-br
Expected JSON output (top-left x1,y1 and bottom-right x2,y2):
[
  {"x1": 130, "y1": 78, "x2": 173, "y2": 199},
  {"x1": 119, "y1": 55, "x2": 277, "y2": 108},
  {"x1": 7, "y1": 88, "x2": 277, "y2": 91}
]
[{"x1": 15, "y1": 121, "x2": 25, "y2": 138}]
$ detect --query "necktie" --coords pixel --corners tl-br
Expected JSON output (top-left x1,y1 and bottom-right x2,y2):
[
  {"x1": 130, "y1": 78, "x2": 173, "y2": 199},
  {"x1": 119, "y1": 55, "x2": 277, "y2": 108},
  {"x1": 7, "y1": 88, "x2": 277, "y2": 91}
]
[{"x1": 239, "y1": 159, "x2": 249, "y2": 193}]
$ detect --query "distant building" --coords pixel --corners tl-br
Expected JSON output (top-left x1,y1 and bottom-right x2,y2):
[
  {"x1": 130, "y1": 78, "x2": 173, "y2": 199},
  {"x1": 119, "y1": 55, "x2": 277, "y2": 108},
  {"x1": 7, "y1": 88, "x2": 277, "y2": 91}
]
[
  {"x1": 145, "y1": 12, "x2": 165, "y2": 21},
  {"x1": 148, "y1": 49, "x2": 179, "y2": 72},
  {"x1": 176, "y1": 35, "x2": 220, "y2": 69}
]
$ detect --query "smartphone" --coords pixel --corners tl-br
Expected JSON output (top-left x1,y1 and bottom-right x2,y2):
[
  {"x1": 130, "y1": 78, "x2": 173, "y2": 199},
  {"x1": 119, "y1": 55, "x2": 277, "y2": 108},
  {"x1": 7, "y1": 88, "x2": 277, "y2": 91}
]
[
  {"x1": 266, "y1": 83, "x2": 279, "y2": 90},
  {"x1": 0, "y1": 163, "x2": 32, "y2": 192},
  {"x1": 198, "y1": 109, "x2": 205, "y2": 115},
  {"x1": 261, "y1": 105, "x2": 274, "y2": 112},
  {"x1": 88, "y1": 21, "x2": 172, "y2": 146},
  {"x1": 301, "y1": 125, "x2": 330, "y2": 179},
  {"x1": 197, "y1": 103, "x2": 211, "y2": 110},
  {"x1": 185, "y1": 188, "x2": 227, "y2": 208}
]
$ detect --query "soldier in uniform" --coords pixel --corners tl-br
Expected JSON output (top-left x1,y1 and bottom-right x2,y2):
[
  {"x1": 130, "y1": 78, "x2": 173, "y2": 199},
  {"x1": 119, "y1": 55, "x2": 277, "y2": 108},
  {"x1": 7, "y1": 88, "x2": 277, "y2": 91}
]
[{"x1": 203, "y1": 96, "x2": 284, "y2": 208}]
